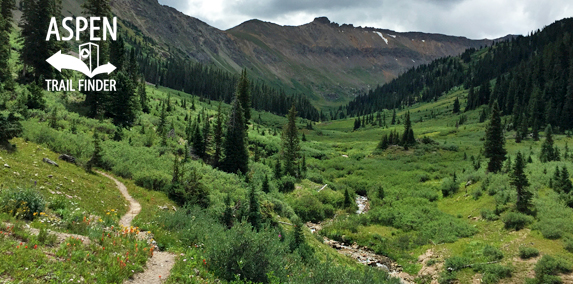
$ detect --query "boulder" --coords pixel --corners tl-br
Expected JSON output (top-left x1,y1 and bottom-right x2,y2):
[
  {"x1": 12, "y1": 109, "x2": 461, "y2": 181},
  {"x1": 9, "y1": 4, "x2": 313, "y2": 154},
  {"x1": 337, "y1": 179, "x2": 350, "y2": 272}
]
[
  {"x1": 58, "y1": 154, "x2": 76, "y2": 164},
  {"x1": 43, "y1": 158, "x2": 59, "y2": 167}
]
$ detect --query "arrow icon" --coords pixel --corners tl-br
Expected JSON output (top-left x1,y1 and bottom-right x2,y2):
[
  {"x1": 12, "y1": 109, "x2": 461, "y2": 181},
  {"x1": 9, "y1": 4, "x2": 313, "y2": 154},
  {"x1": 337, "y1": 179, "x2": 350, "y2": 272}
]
[{"x1": 46, "y1": 50, "x2": 116, "y2": 78}]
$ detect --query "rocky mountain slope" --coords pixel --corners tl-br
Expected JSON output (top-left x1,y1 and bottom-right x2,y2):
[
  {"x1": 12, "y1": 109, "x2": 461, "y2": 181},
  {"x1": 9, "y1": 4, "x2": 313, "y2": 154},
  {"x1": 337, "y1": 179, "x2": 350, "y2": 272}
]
[{"x1": 68, "y1": 0, "x2": 513, "y2": 107}]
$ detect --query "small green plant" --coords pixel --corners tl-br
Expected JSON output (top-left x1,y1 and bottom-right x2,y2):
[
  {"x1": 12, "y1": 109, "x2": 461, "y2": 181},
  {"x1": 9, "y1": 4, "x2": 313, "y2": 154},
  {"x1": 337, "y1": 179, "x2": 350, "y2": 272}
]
[
  {"x1": 441, "y1": 178, "x2": 459, "y2": 197},
  {"x1": 480, "y1": 209, "x2": 499, "y2": 221},
  {"x1": 482, "y1": 245, "x2": 504, "y2": 261},
  {"x1": 533, "y1": 255, "x2": 572, "y2": 284},
  {"x1": 502, "y1": 212, "x2": 533, "y2": 230},
  {"x1": 519, "y1": 246, "x2": 539, "y2": 259},
  {"x1": 0, "y1": 188, "x2": 45, "y2": 220}
]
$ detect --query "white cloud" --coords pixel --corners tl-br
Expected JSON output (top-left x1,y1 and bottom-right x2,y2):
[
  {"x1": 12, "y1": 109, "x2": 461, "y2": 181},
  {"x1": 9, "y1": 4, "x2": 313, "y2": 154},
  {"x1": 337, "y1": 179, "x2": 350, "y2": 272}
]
[{"x1": 158, "y1": 0, "x2": 573, "y2": 38}]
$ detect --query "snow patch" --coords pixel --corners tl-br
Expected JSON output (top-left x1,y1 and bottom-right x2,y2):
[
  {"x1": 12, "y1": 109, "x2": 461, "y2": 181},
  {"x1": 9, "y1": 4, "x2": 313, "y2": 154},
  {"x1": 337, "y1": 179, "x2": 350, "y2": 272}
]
[
  {"x1": 412, "y1": 59, "x2": 415, "y2": 63},
  {"x1": 374, "y1": 31, "x2": 388, "y2": 44},
  {"x1": 422, "y1": 40, "x2": 425, "y2": 42},
  {"x1": 388, "y1": 34, "x2": 396, "y2": 38}
]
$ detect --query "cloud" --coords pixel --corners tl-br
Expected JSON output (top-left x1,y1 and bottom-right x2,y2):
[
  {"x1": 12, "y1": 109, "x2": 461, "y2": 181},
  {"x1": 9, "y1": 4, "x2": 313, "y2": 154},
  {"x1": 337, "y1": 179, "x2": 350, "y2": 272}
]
[{"x1": 158, "y1": 0, "x2": 573, "y2": 39}]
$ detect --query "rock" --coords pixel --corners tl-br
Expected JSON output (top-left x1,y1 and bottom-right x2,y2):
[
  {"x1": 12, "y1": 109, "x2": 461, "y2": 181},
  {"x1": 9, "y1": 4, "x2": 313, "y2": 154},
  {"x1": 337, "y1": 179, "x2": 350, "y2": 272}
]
[
  {"x1": 43, "y1": 158, "x2": 59, "y2": 167},
  {"x1": 58, "y1": 154, "x2": 76, "y2": 164},
  {"x1": 48, "y1": 175, "x2": 53, "y2": 178},
  {"x1": 158, "y1": 205, "x2": 168, "y2": 210},
  {"x1": 3, "y1": 163, "x2": 9, "y2": 168}
]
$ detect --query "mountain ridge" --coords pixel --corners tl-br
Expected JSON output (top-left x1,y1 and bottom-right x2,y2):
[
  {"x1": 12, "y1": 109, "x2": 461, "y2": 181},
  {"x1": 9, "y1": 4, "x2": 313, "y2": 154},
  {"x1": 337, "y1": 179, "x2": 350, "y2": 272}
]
[{"x1": 74, "y1": 0, "x2": 514, "y2": 108}]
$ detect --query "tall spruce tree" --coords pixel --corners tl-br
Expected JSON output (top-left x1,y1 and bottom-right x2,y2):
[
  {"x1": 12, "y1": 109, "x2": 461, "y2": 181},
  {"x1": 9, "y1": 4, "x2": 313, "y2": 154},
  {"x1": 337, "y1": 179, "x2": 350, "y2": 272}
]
[
  {"x1": 540, "y1": 125, "x2": 559, "y2": 162},
  {"x1": 248, "y1": 185, "x2": 261, "y2": 231},
  {"x1": 110, "y1": 72, "x2": 137, "y2": 128},
  {"x1": 213, "y1": 102, "x2": 223, "y2": 166},
  {"x1": 281, "y1": 105, "x2": 300, "y2": 177},
  {"x1": 0, "y1": 1, "x2": 12, "y2": 83},
  {"x1": 484, "y1": 101, "x2": 507, "y2": 173},
  {"x1": 236, "y1": 69, "x2": 251, "y2": 129},
  {"x1": 453, "y1": 97, "x2": 461, "y2": 114},
  {"x1": 19, "y1": 0, "x2": 62, "y2": 81},
  {"x1": 401, "y1": 111, "x2": 416, "y2": 148},
  {"x1": 220, "y1": 97, "x2": 248, "y2": 174},
  {"x1": 391, "y1": 109, "x2": 396, "y2": 125},
  {"x1": 511, "y1": 152, "x2": 532, "y2": 214},
  {"x1": 138, "y1": 81, "x2": 150, "y2": 113}
]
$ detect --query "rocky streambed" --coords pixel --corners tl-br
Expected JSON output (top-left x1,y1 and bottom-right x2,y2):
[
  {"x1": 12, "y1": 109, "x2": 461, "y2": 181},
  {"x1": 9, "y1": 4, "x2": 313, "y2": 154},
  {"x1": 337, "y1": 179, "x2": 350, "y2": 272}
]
[{"x1": 305, "y1": 195, "x2": 416, "y2": 284}]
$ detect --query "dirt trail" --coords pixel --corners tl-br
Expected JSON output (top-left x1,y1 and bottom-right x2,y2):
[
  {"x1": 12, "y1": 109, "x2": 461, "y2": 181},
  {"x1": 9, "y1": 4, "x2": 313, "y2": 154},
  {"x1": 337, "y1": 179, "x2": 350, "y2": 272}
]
[
  {"x1": 95, "y1": 171, "x2": 176, "y2": 284},
  {"x1": 97, "y1": 171, "x2": 142, "y2": 228}
]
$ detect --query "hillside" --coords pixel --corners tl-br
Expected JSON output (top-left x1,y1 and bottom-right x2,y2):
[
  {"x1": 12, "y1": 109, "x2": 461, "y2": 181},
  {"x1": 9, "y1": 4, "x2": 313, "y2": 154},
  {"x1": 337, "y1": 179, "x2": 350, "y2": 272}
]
[{"x1": 85, "y1": 0, "x2": 510, "y2": 107}]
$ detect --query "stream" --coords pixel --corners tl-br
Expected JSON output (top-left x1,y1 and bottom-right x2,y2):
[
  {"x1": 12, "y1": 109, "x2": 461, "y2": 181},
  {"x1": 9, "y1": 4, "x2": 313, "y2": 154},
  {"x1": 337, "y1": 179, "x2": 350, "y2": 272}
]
[{"x1": 306, "y1": 195, "x2": 416, "y2": 284}]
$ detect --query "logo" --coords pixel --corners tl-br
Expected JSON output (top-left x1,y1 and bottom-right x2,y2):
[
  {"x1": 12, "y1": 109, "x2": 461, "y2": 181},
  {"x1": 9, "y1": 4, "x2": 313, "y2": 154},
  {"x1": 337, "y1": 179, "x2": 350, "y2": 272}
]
[
  {"x1": 46, "y1": 43, "x2": 116, "y2": 78},
  {"x1": 44, "y1": 17, "x2": 118, "y2": 92}
]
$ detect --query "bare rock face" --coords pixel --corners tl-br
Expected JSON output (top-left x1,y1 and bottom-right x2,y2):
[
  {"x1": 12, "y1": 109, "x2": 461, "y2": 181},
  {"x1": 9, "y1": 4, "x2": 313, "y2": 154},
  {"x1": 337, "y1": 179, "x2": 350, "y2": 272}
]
[{"x1": 43, "y1": 158, "x2": 59, "y2": 167}]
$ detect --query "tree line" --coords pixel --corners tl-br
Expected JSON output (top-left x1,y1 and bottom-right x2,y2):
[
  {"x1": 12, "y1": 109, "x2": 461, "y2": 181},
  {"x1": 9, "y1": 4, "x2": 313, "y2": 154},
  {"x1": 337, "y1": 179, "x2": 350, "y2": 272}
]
[{"x1": 346, "y1": 17, "x2": 573, "y2": 133}]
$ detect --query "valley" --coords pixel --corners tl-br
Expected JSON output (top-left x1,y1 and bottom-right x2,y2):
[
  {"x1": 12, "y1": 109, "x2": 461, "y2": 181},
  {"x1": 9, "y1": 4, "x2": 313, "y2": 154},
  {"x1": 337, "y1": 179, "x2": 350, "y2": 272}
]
[{"x1": 1, "y1": 0, "x2": 573, "y2": 283}]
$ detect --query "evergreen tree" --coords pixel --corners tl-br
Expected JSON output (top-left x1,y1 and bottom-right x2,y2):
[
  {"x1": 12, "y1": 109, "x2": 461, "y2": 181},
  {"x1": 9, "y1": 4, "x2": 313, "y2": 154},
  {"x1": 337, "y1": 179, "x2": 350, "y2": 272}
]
[
  {"x1": 274, "y1": 159, "x2": 282, "y2": 179},
  {"x1": 301, "y1": 154, "x2": 307, "y2": 175},
  {"x1": 377, "y1": 134, "x2": 389, "y2": 150},
  {"x1": 302, "y1": 132, "x2": 307, "y2": 142},
  {"x1": 0, "y1": 112, "x2": 22, "y2": 148},
  {"x1": 220, "y1": 97, "x2": 248, "y2": 174},
  {"x1": 248, "y1": 185, "x2": 261, "y2": 231},
  {"x1": 127, "y1": 48, "x2": 138, "y2": 82},
  {"x1": 453, "y1": 97, "x2": 461, "y2": 114},
  {"x1": 343, "y1": 188, "x2": 353, "y2": 208},
  {"x1": 401, "y1": 111, "x2": 416, "y2": 148},
  {"x1": 48, "y1": 107, "x2": 58, "y2": 129},
  {"x1": 25, "y1": 81, "x2": 46, "y2": 110},
  {"x1": 222, "y1": 193, "x2": 234, "y2": 229},
  {"x1": 0, "y1": 2, "x2": 12, "y2": 83},
  {"x1": 262, "y1": 174, "x2": 270, "y2": 193},
  {"x1": 191, "y1": 122, "x2": 205, "y2": 158},
  {"x1": 353, "y1": 118, "x2": 360, "y2": 130},
  {"x1": 391, "y1": 109, "x2": 396, "y2": 125},
  {"x1": 213, "y1": 102, "x2": 223, "y2": 166},
  {"x1": 87, "y1": 132, "x2": 103, "y2": 171},
  {"x1": 110, "y1": 72, "x2": 137, "y2": 128},
  {"x1": 377, "y1": 185, "x2": 385, "y2": 201},
  {"x1": 290, "y1": 217, "x2": 305, "y2": 251},
  {"x1": 236, "y1": 69, "x2": 251, "y2": 129},
  {"x1": 19, "y1": 0, "x2": 62, "y2": 81},
  {"x1": 157, "y1": 103, "x2": 167, "y2": 135},
  {"x1": 281, "y1": 105, "x2": 300, "y2": 177},
  {"x1": 540, "y1": 125, "x2": 559, "y2": 162},
  {"x1": 138, "y1": 82, "x2": 150, "y2": 113},
  {"x1": 511, "y1": 152, "x2": 532, "y2": 214},
  {"x1": 484, "y1": 101, "x2": 507, "y2": 173},
  {"x1": 109, "y1": 35, "x2": 125, "y2": 71}
]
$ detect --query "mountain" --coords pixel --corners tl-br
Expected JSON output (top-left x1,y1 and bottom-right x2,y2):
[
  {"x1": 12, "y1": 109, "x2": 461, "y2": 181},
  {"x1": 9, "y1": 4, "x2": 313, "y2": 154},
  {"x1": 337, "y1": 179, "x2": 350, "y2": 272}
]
[{"x1": 65, "y1": 0, "x2": 512, "y2": 108}]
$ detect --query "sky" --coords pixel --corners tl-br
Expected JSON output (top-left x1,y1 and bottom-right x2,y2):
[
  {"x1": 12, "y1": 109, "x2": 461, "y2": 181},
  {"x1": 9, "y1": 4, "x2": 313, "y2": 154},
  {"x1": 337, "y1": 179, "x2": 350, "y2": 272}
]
[{"x1": 157, "y1": 0, "x2": 573, "y2": 39}]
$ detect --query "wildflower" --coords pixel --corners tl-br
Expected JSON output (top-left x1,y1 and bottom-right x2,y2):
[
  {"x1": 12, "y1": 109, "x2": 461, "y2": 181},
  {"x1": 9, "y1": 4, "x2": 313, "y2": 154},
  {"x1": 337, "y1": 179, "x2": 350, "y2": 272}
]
[
  {"x1": 102, "y1": 247, "x2": 105, "y2": 250},
  {"x1": 25, "y1": 246, "x2": 28, "y2": 249},
  {"x1": 34, "y1": 245, "x2": 37, "y2": 249},
  {"x1": 203, "y1": 259, "x2": 206, "y2": 265},
  {"x1": 183, "y1": 259, "x2": 187, "y2": 262}
]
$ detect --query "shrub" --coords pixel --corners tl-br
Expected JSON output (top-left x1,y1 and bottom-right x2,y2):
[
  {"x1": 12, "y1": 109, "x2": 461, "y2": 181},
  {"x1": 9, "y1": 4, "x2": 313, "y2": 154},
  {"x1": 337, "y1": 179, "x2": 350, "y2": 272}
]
[
  {"x1": 279, "y1": 176, "x2": 296, "y2": 192},
  {"x1": 472, "y1": 188, "x2": 483, "y2": 200},
  {"x1": 441, "y1": 178, "x2": 459, "y2": 197},
  {"x1": 483, "y1": 245, "x2": 504, "y2": 261},
  {"x1": 306, "y1": 172, "x2": 324, "y2": 184},
  {"x1": 133, "y1": 170, "x2": 170, "y2": 191},
  {"x1": 564, "y1": 236, "x2": 573, "y2": 253},
  {"x1": 519, "y1": 246, "x2": 539, "y2": 259},
  {"x1": 291, "y1": 194, "x2": 326, "y2": 223},
  {"x1": 480, "y1": 209, "x2": 499, "y2": 221},
  {"x1": 479, "y1": 264, "x2": 512, "y2": 284},
  {"x1": 0, "y1": 188, "x2": 45, "y2": 220},
  {"x1": 534, "y1": 255, "x2": 572, "y2": 284},
  {"x1": 205, "y1": 222, "x2": 290, "y2": 283},
  {"x1": 502, "y1": 212, "x2": 533, "y2": 230},
  {"x1": 445, "y1": 256, "x2": 470, "y2": 271}
]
